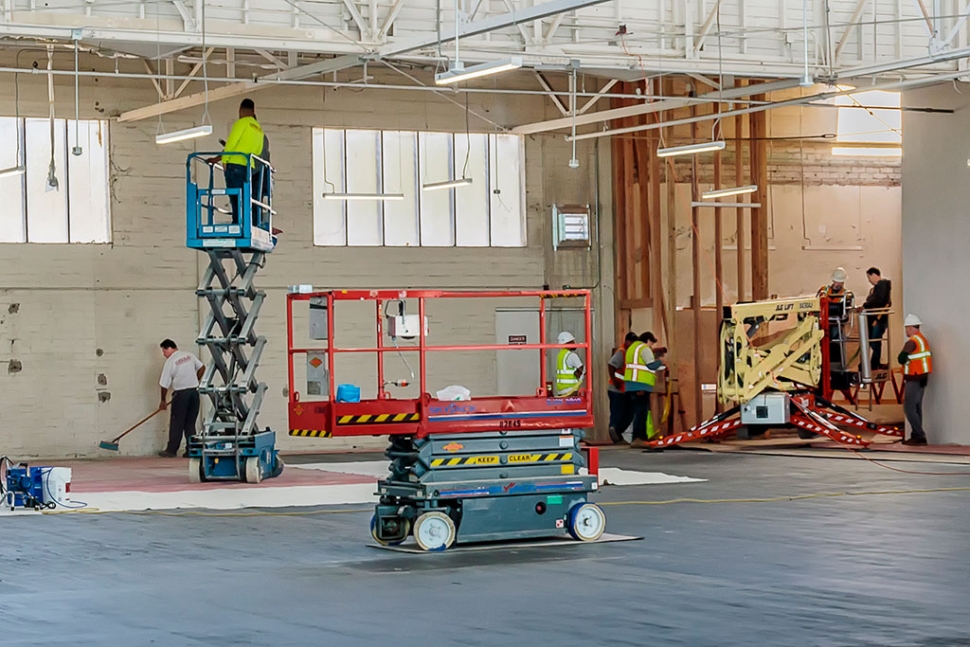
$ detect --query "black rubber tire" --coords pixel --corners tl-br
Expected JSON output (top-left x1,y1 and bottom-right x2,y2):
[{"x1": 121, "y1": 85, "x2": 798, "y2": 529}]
[{"x1": 270, "y1": 455, "x2": 285, "y2": 479}]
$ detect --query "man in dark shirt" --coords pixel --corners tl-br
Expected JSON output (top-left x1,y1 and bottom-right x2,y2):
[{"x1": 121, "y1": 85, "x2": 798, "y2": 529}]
[{"x1": 862, "y1": 267, "x2": 892, "y2": 369}]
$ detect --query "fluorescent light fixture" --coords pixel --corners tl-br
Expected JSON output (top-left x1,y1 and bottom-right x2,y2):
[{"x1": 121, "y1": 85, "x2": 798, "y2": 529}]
[
  {"x1": 701, "y1": 185, "x2": 758, "y2": 200},
  {"x1": 657, "y1": 140, "x2": 726, "y2": 158},
  {"x1": 422, "y1": 177, "x2": 473, "y2": 191},
  {"x1": 435, "y1": 57, "x2": 523, "y2": 85},
  {"x1": 155, "y1": 124, "x2": 213, "y2": 145},
  {"x1": 0, "y1": 166, "x2": 25, "y2": 179},
  {"x1": 691, "y1": 201, "x2": 762, "y2": 209},
  {"x1": 322, "y1": 192, "x2": 405, "y2": 201},
  {"x1": 831, "y1": 146, "x2": 901, "y2": 157}
]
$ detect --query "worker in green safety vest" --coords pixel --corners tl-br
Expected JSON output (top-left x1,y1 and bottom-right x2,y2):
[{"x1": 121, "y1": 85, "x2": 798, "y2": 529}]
[
  {"x1": 555, "y1": 331, "x2": 585, "y2": 397},
  {"x1": 624, "y1": 331, "x2": 662, "y2": 450}
]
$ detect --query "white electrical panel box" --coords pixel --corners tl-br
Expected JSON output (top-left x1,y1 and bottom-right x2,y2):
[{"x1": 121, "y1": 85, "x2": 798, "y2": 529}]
[
  {"x1": 740, "y1": 393, "x2": 791, "y2": 425},
  {"x1": 309, "y1": 297, "x2": 329, "y2": 340},
  {"x1": 387, "y1": 315, "x2": 429, "y2": 340}
]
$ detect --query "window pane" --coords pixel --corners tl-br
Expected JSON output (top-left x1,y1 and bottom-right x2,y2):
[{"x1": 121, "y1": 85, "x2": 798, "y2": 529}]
[
  {"x1": 25, "y1": 118, "x2": 69, "y2": 243},
  {"x1": 419, "y1": 132, "x2": 455, "y2": 246},
  {"x1": 312, "y1": 127, "x2": 347, "y2": 245},
  {"x1": 454, "y1": 133, "x2": 489, "y2": 247},
  {"x1": 0, "y1": 118, "x2": 25, "y2": 243},
  {"x1": 68, "y1": 121, "x2": 111, "y2": 243},
  {"x1": 345, "y1": 129, "x2": 383, "y2": 246},
  {"x1": 489, "y1": 134, "x2": 526, "y2": 247},
  {"x1": 382, "y1": 131, "x2": 420, "y2": 247},
  {"x1": 835, "y1": 90, "x2": 901, "y2": 144}
]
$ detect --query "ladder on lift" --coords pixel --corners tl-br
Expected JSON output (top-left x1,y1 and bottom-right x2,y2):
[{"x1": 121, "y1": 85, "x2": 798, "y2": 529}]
[{"x1": 184, "y1": 152, "x2": 283, "y2": 483}]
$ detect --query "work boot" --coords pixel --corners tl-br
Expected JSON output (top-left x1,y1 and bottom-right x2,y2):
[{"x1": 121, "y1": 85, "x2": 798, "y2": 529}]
[
  {"x1": 902, "y1": 436, "x2": 928, "y2": 446},
  {"x1": 157, "y1": 450, "x2": 177, "y2": 458},
  {"x1": 629, "y1": 439, "x2": 651, "y2": 449},
  {"x1": 608, "y1": 427, "x2": 623, "y2": 444}
]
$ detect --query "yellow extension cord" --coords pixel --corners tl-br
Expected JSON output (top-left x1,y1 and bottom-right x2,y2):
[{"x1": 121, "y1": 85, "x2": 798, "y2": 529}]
[{"x1": 38, "y1": 485, "x2": 970, "y2": 517}]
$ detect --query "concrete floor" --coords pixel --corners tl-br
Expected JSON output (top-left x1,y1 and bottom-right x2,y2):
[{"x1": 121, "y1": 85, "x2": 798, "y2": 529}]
[{"x1": 6, "y1": 451, "x2": 970, "y2": 647}]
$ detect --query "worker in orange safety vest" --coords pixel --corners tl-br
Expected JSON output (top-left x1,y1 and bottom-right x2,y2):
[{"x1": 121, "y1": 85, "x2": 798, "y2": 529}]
[{"x1": 898, "y1": 314, "x2": 933, "y2": 446}]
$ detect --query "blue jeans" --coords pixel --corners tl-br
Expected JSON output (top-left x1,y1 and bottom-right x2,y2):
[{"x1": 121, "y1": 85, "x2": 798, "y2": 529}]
[
  {"x1": 629, "y1": 390, "x2": 651, "y2": 441},
  {"x1": 608, "y1": 390, "x2": 632, "y2": 435},
  {"x1": 224, "y1": 163, "x2": 249, "y2": 224},
  {"x1": 868, "y1": 318, "x2": 888, "y2": 368}
]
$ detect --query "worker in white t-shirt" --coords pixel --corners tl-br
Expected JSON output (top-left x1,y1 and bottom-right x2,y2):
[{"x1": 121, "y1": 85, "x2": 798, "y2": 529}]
[{"x1": 158, "y1": 339, "x2": 205, "y2": 458}]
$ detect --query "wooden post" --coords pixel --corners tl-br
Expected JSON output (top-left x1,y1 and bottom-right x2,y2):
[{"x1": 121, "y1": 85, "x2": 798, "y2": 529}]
[
  {"x1": 649, "y1": 106, "x2": 665, "y2": 340},
  {"x1": 713, "y1": 131, "x2": 723, "y2": 414},
  {"x1": 750, "y1": 84, "x2": 770, "y2": 301},
  {"x1": 735, "y1": 82, "x2": 746, "y2": 303},
  {"x1": 690, "y1": 104, "x2": 703, "y2": 427},
  {"x1": 665, "y1": 80, "x2": 677, "y2": 370},
  {"x1": 611, "y1": 86, "x2": 628, "y2": 344}
]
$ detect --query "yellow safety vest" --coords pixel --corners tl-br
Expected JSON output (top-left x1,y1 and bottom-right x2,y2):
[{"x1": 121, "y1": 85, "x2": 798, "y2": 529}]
[
  {"x1": 623, "y1": 342, "x2": 656, "y2": 386},
  {"x1": 556, "y1": 349, "x2": 581, "y2": 396},
  {"x1": 222, "y1": 116, "x2": 264, "y2": 168}
]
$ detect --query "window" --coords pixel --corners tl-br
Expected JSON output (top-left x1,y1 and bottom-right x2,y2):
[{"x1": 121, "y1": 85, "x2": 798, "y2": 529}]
[
  {"x1": 312, "y1": 128, "x2": 527, "y2": 247},
  {"x1": 832, "y1": 90, "x2": 902, "y2": 157},
  {"x1": 0, "y1": 117, "x2": 111, "y2": 243}
]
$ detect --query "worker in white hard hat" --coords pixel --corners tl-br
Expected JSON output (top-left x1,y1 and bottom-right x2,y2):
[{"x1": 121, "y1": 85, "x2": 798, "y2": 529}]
[
  {"x1": 898, "y1": 314, "x2": 933, "y2": 446},
  {"x1": 817, "y1": 267, "x2": 856, "y2": 379},
  {"x1": 554, "y1": 331, "x2": 586, "y2": 397},
  {"x1": 817, "y1": 267, "x2": 855, "y2": 310}
]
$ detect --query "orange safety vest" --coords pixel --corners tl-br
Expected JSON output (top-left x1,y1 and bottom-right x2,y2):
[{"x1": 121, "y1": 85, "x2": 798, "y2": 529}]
[{"x1": 904, "y1": 332, "x2": 933, "y2": 377}]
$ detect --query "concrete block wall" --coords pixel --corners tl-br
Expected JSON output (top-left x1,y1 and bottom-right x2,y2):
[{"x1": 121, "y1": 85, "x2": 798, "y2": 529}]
[{"x1": 0, "y1": 59, "x2": 604, "y2": 458}]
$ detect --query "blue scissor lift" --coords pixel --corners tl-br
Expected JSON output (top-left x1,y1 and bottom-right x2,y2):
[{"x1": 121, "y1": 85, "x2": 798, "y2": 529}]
[{"x1": 184, "y1": 152, "x2": 283, "y2": 483}]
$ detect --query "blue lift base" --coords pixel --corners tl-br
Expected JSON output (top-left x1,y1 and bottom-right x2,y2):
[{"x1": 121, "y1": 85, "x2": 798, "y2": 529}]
[{"x1": 187, "y1": 430, "x2": 284, "y2": 484}]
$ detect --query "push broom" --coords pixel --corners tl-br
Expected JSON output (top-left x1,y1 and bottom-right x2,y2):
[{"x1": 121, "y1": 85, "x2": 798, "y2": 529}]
[{"x1": 99, "y1": 408, "x2": 165, "y2": 451}]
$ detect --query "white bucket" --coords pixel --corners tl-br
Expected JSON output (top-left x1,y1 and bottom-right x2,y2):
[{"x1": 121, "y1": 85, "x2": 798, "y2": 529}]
[{"x1": 41, "y1": 467, "x2": 72, "y2": 507}]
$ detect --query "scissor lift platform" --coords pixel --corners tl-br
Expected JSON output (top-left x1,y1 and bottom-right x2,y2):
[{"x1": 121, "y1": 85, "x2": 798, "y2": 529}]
[{"x1": 286, "y1": 289, "x2": 605, "y2": 550}]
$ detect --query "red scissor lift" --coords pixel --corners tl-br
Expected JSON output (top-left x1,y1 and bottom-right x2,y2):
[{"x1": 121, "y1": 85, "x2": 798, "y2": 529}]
[{"x1": 286, "y1": 289, "x2": 605, "y2": 551}]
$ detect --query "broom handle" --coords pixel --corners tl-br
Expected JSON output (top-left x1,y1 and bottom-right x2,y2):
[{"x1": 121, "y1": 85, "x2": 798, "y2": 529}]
[{"x1": 112, "y1": 408, "x2": 165, "y2": 442}]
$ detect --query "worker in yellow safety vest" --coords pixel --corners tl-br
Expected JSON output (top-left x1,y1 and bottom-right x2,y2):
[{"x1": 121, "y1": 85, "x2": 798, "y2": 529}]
[
  {"x1": 623, "y1": 331, "x2": 661, "y2": 450},
  {"x1": 899, "y1": 314, "x2": 933, "y2": 445},
  {"x1": 555, "y1": 331, "x2": 585, "y2": 397},
  {"x1": 607, "y1": 332, "x2": 639, "y2": 444},
  {"x1": 207, "y1": 98, "x2": 265, "y2": 225}
]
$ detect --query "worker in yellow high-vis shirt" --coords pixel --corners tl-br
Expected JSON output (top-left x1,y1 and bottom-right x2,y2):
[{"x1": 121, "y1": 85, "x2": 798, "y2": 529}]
[
  {"x1": 555, "y1": 331, "x2": 585, "y2": 397},
  {"x1": 208, "y1": 98, "x2": 264, "y2": 224}
]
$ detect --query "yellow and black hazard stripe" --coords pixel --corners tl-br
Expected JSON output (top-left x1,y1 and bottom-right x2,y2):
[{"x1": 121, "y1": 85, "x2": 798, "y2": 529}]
[
  {"x1": 336, "y1": 412, "x2": 420, "y2": 425},
  {"x1": 430, "y1": 452, "x2": 573, "y2": 467},
  {"x1": 289, "y1": 429, "x2": 333, "y2": 438},
  {"x1": 430, "y1": 455, "x2": 501, "y2": 467},
  {"x1": 508, "y1": 452, "x2": 573, "y2": 464}
]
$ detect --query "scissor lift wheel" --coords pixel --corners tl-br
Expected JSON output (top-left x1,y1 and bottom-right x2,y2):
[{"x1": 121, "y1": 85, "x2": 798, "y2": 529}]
[
  {"x1": 244, "y1": 456, "x2": 263, "y2": 483},
  {"x1": 370, "y1": 514, "x2": 411, "y2": 547},
  {"x1": 567, "y1": 503, "x2": 606, "y2": 542},
  {"x1": 413, "y1": 511, "x2": 457, "y2": 552},
  {"x1": 188, "y1": 458, "x2": 205, "y2": 484}
]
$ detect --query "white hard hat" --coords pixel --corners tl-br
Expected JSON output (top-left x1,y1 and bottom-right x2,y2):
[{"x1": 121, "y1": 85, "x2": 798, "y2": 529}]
[
  {"x1": 557, "y1": 331, "x2": 576, "y2": 344},
  {"x1": 831, "y1": 267, "x2": 847, "y2": 283},
  {"x1": 904, "y1": 314, "x2": 923, "y2": 327}
]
